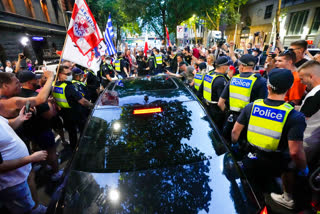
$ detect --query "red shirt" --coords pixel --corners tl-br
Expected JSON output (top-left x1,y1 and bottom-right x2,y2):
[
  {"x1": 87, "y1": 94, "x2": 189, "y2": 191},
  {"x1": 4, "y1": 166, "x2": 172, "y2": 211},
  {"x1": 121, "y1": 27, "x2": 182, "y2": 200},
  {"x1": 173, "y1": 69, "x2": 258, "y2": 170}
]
[{"x1": 193, "y1": 48, "x2": 200, "y2": 59}]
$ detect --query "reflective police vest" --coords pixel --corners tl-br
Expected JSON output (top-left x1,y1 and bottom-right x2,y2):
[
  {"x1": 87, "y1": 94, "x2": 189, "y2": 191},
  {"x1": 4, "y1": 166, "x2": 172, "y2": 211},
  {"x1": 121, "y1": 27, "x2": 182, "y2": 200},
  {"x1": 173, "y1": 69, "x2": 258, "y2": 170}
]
[
  {"x1": 52, "y1": 82, "x2": 71, "y2": 108},
  {"x1": 247, "y1": 99, "x2": 293, "y2": 152},
  {"x1": 72, "y1": 80, "x2": 86, "y2": 97},
  {"x1": 203, "y1": 72, "x2": 227, "y2": 102},
  {"x1": 194, "y1": 73, "x2": 205, "y2": 91},
  {"x1": 115, "y1": 58, "x2": 122, "y2": 72},
  {"x1": 229, "y1": 74, "x2": 257, "y2": 112},
  {"x1": 155, "y1": 54, "x2": 162, "y2": 65}
]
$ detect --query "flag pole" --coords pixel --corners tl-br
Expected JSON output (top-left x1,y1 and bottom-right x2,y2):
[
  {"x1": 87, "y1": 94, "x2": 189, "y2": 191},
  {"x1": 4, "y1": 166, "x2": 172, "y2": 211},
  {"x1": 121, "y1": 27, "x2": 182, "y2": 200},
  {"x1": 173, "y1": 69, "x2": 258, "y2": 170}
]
[{"x1": 52, "y1": 33, "x2": 68, "y2": 90}]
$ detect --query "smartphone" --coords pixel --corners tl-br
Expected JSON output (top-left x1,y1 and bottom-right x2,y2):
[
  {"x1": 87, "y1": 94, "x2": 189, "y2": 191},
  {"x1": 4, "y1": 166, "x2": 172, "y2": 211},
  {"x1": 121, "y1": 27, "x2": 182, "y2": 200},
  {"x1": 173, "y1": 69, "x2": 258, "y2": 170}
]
[
  {"x1": 270, "y1": 53, "x2": 277, "y2": 59},
  {"x1": 25, "y1": 101, "x2": 30, "y2": 114}
]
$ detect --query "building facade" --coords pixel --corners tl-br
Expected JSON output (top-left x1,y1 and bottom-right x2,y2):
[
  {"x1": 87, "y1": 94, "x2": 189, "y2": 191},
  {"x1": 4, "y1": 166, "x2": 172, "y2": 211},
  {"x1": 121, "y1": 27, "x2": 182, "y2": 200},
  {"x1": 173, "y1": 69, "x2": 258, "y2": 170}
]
[
  {"x1": 225, "y1": 0, "x2": 320, "y2": 49},
  {"x1": 0, "y1": 0, "x2": 75, "y2": 65}
]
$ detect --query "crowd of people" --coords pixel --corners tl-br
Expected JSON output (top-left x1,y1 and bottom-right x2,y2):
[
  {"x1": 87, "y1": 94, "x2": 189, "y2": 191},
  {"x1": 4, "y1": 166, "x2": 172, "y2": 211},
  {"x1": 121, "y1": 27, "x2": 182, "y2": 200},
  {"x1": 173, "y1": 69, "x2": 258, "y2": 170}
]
[{"x1": 0, "y1": 37, "x2": 320, "y2": 213}]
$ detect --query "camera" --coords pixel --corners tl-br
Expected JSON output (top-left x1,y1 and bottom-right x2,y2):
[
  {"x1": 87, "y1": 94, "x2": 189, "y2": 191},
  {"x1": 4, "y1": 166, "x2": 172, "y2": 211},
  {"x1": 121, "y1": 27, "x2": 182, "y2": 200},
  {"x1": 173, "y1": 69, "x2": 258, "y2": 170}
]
[{"x1": 216, "y1": 39, "x2": 226, "y2": 48}]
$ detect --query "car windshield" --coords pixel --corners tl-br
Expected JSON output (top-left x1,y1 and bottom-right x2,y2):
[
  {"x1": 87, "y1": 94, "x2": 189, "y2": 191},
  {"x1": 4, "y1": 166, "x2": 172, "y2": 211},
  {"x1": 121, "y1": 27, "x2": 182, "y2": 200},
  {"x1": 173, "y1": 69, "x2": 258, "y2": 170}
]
[{"x1": 72, "y1": 100, "x2": 227, "y2": 173}]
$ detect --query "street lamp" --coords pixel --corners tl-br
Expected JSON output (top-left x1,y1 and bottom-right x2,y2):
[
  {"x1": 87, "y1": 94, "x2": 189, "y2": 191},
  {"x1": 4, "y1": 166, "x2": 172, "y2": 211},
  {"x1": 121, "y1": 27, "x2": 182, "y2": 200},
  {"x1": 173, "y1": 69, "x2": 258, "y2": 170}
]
[{"x1": 20, "y1": 37, "x2": 29, "y2": 47}]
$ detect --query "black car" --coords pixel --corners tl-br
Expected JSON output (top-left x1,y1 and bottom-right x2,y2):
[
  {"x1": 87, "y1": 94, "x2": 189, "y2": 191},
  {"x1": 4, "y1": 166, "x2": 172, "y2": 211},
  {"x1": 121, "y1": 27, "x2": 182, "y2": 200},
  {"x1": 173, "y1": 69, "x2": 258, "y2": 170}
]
[{"x1": 48, "y1": 75, "x2": 263, "y2": 214}]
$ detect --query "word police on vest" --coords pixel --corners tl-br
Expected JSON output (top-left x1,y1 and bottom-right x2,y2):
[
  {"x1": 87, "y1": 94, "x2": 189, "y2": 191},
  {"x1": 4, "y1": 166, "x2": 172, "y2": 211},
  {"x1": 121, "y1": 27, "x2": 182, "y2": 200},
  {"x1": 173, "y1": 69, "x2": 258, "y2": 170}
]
[
  {"x1": 252, "y1": 105, "x2": 286, "y2": 122},
  {"x1": 204, "y1": 75, "x2": 213, "y2": 83},
  {"x1": 231, "y1": 78, "x2": 252, "y2": 88}
]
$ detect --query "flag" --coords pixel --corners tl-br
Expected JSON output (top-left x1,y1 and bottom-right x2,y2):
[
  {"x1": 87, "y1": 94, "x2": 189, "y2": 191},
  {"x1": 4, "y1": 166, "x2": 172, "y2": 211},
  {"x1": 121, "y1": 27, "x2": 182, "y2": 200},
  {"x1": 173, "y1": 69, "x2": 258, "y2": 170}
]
[
  {"x1": 165, "y1": 26, "x2": 172, "y2": 47},
  {"x1": 107, "y1": 14, "x2": 114, "y2": 39},
  {"x1": 62, "y1": 35, "x2": 105, "y2": 73},
  {"x1": 144, "y1": 33, "x2": 148, "y2": 57},
  {"x1": 104, "y1": 14, "x2": 116, "y2": 55},
  {"x1": 67, "y1": 0, "x2": 103, "y2": 56}
]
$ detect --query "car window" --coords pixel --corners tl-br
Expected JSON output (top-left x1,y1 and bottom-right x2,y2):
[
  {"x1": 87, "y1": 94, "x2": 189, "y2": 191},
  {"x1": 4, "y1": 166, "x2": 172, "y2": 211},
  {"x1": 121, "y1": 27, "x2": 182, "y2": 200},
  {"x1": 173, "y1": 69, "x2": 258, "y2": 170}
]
[{"x1": 72, "y1": 100, "x2": 227, "y2": 173}]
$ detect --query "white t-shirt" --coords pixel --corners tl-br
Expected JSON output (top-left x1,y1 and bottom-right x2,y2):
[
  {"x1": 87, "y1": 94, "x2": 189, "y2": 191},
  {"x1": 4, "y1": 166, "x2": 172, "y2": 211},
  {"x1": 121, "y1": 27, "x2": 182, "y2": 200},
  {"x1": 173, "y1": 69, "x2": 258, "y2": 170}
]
[
  {"x1": 0, "y1": 116, "x2": 31, "y2": 190},
  {"x1": 5, "y1": 67, "x2": 13, "y2": 73}
]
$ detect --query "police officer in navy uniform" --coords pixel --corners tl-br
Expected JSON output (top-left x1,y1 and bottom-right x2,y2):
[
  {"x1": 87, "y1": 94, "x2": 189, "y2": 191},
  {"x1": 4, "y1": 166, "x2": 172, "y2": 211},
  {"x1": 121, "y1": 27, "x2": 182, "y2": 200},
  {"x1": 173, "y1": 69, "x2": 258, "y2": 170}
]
[
  {"x1": 100, "y1": 56, "x2": 116, "y2": 88},
  {"x1": 231, "y1": 68, "x2": 308, "y2": 210},
  {"x1": 72, "y1": 67, "x2": 88, "y2": 99},
  {"x1": 218, "y1": 54, "x2": 268, "y2": 141},
  {"x1": 146, "y1": 50, "x2": 157, "y2": 75},
  {"x1": 197, "y1": 57, "x2": 230, "y2": 131},
  {"x1": 52, "y1": 66, "x2": 93, "y2": 149},
  {"x1": 114, "y1": 52, "x2": 129, "y2": 79},
  {"x1": 136, "y1": 49, "x2": 147, "y2": 76}
]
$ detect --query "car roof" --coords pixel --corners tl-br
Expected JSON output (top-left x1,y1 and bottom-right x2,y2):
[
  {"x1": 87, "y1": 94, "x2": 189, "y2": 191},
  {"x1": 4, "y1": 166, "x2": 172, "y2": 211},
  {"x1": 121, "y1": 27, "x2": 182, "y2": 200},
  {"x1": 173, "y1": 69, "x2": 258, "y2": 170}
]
[{"x1": 96, "y1": 75, "x2": 196, "y2": 108}]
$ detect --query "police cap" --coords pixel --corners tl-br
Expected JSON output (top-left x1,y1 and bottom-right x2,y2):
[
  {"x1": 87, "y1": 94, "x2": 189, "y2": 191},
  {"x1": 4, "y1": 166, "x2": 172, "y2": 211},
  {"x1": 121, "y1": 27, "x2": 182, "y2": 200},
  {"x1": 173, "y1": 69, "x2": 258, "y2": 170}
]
[
  {"x1": 72, "y1": 67, "x2": 84, "y2": 75},
  {"x1": 268, "y1": 68, "x2": 294, "y2": 92},
  {"x1": 216, "y1": 56, "x2": 231, "y2": 67},
  {"x1": 117, "y1": 51, "x2": 122, "y2": 57},
  {"x1": 198, "y1": 62, "x2": 207, "y2": 70},
  {"x1": 238, "y1": 54, "x2": 256, "y2": 66}
]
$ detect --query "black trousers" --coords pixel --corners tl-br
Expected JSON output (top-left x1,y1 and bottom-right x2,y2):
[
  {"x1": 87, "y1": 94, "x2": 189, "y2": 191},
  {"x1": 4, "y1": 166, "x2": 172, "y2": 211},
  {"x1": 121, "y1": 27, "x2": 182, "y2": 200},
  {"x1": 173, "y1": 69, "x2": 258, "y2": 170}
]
[{"x1": 207, "y1": 104, "x2": 226, "y2": 132}]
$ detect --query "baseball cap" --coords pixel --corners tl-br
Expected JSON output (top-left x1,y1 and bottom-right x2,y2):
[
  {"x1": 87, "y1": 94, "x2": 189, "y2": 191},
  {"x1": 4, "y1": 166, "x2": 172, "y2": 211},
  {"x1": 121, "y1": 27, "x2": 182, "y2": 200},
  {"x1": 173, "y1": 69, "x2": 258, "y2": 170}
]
[
  {"x1": 238, "y1": 54, "x2": 256, "y2": 66},
  {"x1": 268, "y1": 68, "x2": 294, "y2": 91},
  {"x1": 215, "y1": 56, "x2": 231, "y2": 66},
  {"x1": 72, "y1": 67, "x2": 84, "y2": 75},
  {"x1": 198, "y1": 62, "x2": 207, "y2": 70},
  {"x1": 179, "y1": 61, "x2": 188, "y2": 67},
  {"x1": 17, "y1": 70, "x2": 41, "y2": 83},
  {"x1": 252, "y1": 48, "x2": 260, "y2": 52}
]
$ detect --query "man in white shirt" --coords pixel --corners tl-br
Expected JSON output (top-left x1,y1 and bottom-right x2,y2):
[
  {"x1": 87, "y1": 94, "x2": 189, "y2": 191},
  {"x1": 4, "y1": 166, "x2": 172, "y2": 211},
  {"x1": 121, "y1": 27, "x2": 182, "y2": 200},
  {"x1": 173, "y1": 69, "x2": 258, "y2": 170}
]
[
  {"x1": 0, "y1": 106, "x2": 48, "y2": 214},
  {"x1": 5, "y1": 60, "x2": 13, "y2": 73}
]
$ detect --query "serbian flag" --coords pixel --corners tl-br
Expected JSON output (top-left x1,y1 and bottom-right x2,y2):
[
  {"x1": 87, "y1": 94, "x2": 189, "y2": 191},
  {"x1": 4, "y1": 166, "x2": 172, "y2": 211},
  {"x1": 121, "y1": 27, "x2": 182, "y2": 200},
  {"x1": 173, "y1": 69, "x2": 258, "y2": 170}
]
[
  {"x1": 165, "y1": 25, "x2": 172, "y2": 47},
  {"x1": 144, "y1": 34, "x2": 148, "y2": 57},
  {"x1": 67, "y1": 0, "x2": 103, "y2": 56}
]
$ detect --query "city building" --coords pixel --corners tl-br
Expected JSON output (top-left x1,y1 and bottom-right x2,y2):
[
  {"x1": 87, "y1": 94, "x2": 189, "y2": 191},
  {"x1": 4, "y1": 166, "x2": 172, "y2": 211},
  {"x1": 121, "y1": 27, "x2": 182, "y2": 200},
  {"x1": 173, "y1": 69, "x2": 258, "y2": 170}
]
[
  {"x1": 0, "y1": 0, "x2": 75, "y2": 66},
  {"x1": 225, "y1": 0, "x2": 320, "y2": 49}
]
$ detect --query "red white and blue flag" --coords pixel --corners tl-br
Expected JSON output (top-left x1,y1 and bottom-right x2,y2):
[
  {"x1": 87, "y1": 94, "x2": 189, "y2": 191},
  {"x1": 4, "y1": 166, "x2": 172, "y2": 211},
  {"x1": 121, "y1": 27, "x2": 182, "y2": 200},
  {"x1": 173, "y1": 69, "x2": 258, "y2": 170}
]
[{"x1": 67, "y1": 0, "x2": 103, "y2": 56}]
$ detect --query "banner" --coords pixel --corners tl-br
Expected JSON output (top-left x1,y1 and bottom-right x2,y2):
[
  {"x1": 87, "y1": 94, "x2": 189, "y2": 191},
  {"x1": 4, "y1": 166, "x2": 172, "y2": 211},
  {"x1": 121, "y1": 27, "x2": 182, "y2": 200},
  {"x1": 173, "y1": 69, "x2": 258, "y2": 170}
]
[
  {"x1": 62, "y1": 35, "x2": 104, "y2": 73},
  {"x1": 67, "y1": 0, "x2": 103, "y2": 56},
  {"x1": 177, "y1": 26, "x2": 184, "y2": 39}
]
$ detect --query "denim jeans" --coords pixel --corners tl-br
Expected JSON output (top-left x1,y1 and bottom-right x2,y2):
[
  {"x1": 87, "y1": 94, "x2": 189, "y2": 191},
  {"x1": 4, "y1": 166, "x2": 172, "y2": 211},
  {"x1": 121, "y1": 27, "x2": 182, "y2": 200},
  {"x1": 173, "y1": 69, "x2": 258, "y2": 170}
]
[{"x1": 0, "y1": 180, "x2": 35, "y2": 214}]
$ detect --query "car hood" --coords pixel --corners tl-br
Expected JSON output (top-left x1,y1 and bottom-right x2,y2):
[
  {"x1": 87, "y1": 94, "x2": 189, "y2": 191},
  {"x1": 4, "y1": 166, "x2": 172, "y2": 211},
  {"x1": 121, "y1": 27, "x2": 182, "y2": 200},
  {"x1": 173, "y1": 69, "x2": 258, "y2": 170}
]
[{"x1": 61, "y1": 153, "x2": 260, "y2": 214}]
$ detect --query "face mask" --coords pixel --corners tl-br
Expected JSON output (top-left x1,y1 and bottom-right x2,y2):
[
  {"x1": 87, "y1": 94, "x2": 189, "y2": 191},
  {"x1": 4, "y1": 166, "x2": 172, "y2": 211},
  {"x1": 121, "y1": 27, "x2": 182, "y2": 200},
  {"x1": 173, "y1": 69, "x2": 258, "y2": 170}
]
[
  {"x1": 252, "y1": 52, "x2": 258, "y2": 57},
  {"x1": 66, "y1": 75, "x2": 73, "y2": 82},
  {"x1": 147, "y1": 54, "x2": 151, "y2": 58},
  {"x1": 173, "y1": 52, "x2": 177, "y2": 55},
  {"x1": 106, "y1": 60, "x2": 111, "y2": 64}
]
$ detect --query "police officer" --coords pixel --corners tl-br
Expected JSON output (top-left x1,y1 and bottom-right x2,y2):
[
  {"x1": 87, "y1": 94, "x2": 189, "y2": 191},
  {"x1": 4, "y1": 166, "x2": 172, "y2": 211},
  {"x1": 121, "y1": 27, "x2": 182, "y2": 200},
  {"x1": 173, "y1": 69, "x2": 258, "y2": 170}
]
[
  {"x1": 136, "y1": 49, "x2": 147, "y2": 76},
  {"x1": 231, "y1": 68, "x2": 308, "y2": 210},
  {"x1": 146, "y1": 50, "x2": 157, "y2": 75},
  {"x1": 52, "y1": 65, "x2": 93, "y2": 149},
  {"x1": 198, "y1": 57, "x2": 230, "y2": 131},
  {"x1": 193, "y1": 62, "x2": 207, "y2": 92},
  {"x1": 100, "y1": 56, "x2": 116, "y2": 88},
  {"x1": 154, "y1": 49, "x2": 163, "y2": 74},
  {"x1": 72, "y1": 67, "x2": 88, "y2": 99},
  {"x1": 114, "y1": 51, "x2": 129, "y2": 79},
  {"x1": 218, "y1": 54, "x2": 268, "y2": 141}
]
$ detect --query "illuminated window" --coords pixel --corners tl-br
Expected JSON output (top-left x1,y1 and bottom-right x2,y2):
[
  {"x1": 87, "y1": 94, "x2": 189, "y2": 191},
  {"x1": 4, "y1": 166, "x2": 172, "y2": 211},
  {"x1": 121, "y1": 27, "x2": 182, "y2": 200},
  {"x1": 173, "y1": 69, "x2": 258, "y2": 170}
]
[
  {"x1": 1, "y1": 0, "x2": 16, "y2": 13},
  {"x1": 40, "y1": 0, "x2": 51, "y2": 23},
  {"x1": 24, "y1": 0, "x2": 35, "y2": 18}
]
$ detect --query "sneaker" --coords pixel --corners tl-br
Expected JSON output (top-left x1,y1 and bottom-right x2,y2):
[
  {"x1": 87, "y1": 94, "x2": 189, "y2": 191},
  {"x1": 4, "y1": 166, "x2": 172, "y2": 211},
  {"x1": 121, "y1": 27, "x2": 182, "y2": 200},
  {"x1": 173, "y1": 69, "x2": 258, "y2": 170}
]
[
  {"x1": 51, "y1": 170, "x2": 64, "y2": 181},
  {"x1": 31, "y1": 204, "x2": 47, "y2": 214},
  {"x1": 270, "y1": 193, "x2": 294, "y2": 209}
]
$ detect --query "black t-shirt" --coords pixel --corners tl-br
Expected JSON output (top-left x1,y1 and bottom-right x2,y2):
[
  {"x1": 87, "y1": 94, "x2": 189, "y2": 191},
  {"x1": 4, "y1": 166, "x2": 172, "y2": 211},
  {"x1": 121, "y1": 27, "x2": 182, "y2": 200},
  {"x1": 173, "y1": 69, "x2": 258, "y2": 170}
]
[
  {"x1": 101, "y1": 64, "x2": 115, "y2": 79},
  {"x1": 295, "y1": 58, "x2": 308, "y2": 68},
  {"x1": 237, "y1": 98, "x2": 306, "y2": 151},
  {"x1": 300, "y1": 88, "x2": 320, "y2": 117},
  {"x1": 220, "y1": 72, "x2": 268, "y2": 109},
  {"x1": 136, "y1": 55, "x2": 147, "y2": 72},
  {"x1": 184, "y1": 54, "x2": 192, "y2": 65},
  {"x1": 18, "y1": 88, "x2": 51, "y2": 134},
  {"x1": 87, "y1": 71, "x2": 100, "y2": 90}
]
